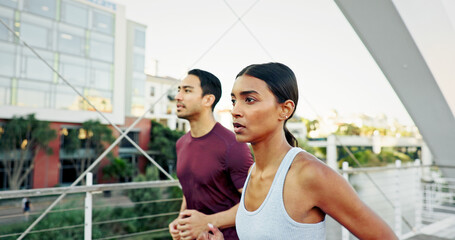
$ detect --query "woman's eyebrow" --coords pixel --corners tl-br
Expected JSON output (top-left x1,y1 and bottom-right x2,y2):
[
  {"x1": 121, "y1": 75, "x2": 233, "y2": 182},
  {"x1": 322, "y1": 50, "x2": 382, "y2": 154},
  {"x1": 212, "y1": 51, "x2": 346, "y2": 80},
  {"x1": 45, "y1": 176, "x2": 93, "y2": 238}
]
[{"x1": 231, "y1": 90, "x2": 259, "y2": 97}]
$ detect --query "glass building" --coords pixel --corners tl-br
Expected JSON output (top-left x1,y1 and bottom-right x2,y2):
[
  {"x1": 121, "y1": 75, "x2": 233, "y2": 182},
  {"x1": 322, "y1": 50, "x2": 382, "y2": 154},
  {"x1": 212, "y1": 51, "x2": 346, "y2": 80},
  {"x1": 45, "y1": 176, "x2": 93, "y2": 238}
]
[
  {"x1": 0, "y1": 0, "x2": 145, "y2": 124},
  {"x1": 0, "y1": 0, "x2": 147, "y2": 189}
]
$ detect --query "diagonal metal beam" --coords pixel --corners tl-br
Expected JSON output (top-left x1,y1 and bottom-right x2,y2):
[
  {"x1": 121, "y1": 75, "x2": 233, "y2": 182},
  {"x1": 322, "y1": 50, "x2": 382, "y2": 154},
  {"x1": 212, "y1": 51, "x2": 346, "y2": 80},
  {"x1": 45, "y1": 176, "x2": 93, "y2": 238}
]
[
  {"x1": 221, "y1": 0, "x2": 274, "y2": 60},
  {"x1": 189, "y1": 0, "x2": 262, "y2": 67},
  {"x1": 333, "y1": 0, "x2": 455, "y2": 177}
]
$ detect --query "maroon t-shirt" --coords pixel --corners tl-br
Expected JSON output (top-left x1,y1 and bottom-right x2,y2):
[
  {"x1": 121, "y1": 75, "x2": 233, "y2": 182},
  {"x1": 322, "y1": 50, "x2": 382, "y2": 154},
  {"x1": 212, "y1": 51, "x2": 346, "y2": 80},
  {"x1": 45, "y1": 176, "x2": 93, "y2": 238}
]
[{"x1": 176, "y1": 123, "x2": 253, "y2": 240}]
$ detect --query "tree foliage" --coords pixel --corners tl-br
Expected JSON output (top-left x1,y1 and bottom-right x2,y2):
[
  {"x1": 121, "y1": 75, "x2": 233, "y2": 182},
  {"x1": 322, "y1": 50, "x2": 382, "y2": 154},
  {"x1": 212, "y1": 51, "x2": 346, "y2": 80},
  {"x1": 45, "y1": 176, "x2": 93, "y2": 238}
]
[
  {"x1": 0, "y1": 114, "x2": 57, "y2": 190},
  {"x1": 61, "y1": 120, "x2": 115, "y2": 184},
  {"x1": 336, "y1": 123, "x2": 361, "y2": 136},
  {"x1": 149, "y1": 120, "x2": 185, "y2": 176},
  {"x1": 339, "y1": 147, "x2": 413, "y2": 168},
  {"x1": 127, "y1": 167, "x2": 182, "y2": 235},
  {"x1": 102, "y1": 157, "x2": 133, "y2": 182}
]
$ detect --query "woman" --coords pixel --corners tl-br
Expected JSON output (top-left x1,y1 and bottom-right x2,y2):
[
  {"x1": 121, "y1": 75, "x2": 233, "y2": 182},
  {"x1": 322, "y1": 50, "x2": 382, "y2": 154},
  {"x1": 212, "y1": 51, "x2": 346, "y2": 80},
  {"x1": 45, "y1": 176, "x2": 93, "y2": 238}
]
[{"x1": 199, "y1": 62, "x2": 397, "y2": 240}]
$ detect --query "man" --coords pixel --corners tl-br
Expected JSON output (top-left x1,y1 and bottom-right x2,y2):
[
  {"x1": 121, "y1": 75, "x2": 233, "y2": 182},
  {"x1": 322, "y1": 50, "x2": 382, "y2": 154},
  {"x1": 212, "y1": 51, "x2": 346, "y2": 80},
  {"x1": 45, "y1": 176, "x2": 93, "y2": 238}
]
[{"x1": 169, "y1": 69, "x2": 253, "y2": 240}]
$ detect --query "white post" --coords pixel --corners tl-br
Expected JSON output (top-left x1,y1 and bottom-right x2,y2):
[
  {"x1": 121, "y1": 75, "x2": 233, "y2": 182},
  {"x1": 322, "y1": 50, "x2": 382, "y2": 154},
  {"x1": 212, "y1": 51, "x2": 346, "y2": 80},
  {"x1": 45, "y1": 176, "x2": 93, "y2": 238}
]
[
  {"x1": 85, "y1": 172, "x2": 93, "y2": 240},
  {"x1": 372, "y1": 130, "x2": 381, "y2": 154},
  {"x1": 327, "y1": 135, "x2": 338, "y2": 170},
  {"x1": 414, "y1": 159, "x2": 422, "y2": 230},
  {"x1": 394, "y1": 160, "x2": 402, "y2": 237},
  {"x1": 421, "y1": 142, "x2": 432, "y2": 179},
  {"x1": 342, "y1": 161, "x2": 350, "y2": 240}
]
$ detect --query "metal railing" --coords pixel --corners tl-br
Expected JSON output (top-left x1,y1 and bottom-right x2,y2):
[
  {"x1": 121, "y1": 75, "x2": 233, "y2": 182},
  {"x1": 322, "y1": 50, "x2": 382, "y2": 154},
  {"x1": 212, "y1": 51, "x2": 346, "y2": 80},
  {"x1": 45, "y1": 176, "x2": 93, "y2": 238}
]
[
  {"x1": 330, "y1": 161, "x2": 455, "y2": 240},
  {"x1": 1, "y1": 163, "x2": 454, "y2": 240},
  {"x1": 0, "y1": 174, "x2": 182, "y2": 240}
]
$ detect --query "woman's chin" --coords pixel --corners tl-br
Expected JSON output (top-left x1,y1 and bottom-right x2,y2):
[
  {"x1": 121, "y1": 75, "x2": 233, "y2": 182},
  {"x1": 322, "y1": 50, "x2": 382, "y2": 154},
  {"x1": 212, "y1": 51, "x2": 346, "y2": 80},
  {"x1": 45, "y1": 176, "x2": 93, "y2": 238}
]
[{"x1": 234, "y1": 134, "x2": 249, "y2": 143}]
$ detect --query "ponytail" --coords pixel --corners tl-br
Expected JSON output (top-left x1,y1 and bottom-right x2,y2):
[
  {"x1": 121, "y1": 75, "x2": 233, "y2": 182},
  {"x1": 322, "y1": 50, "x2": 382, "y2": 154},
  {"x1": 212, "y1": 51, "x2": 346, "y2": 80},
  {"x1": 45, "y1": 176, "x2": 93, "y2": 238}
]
[{"x1": 284, "y1": 122, "x2": 298, "y2": 147}]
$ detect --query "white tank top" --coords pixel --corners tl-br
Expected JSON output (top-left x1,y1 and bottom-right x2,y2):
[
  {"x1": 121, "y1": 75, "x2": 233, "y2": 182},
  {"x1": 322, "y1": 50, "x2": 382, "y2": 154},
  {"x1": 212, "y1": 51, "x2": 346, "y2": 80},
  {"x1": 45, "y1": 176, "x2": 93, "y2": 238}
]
[{"x1": 236, "y1": 147, "x2": 326, "y2": 239}]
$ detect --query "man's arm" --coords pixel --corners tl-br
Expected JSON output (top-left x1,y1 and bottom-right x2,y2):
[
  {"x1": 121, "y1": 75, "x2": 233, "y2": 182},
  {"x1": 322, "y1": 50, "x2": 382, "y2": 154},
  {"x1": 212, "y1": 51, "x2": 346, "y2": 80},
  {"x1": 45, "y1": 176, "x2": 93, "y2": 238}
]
[
  {"x1": 177, "y1": 188, "x2": 242, "y2": 240},
  {"x1": 180, "y1": 195, "x2": 187, "y2": 212}
]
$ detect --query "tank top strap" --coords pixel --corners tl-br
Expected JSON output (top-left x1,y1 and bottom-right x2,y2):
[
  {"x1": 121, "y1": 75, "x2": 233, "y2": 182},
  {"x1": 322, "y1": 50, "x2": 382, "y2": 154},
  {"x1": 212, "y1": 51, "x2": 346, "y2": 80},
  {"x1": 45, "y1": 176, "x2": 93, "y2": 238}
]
[{"x1": 273, "y1": 147, "x2": 305, "y2": 191}]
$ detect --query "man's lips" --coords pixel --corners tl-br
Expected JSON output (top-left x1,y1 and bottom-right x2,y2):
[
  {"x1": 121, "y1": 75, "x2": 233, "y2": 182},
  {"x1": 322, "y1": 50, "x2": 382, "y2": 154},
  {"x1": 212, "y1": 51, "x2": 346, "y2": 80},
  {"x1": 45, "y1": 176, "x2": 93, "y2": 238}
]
[{"x1": 176, "y1": 103, "x2": 185, "y2": 110}]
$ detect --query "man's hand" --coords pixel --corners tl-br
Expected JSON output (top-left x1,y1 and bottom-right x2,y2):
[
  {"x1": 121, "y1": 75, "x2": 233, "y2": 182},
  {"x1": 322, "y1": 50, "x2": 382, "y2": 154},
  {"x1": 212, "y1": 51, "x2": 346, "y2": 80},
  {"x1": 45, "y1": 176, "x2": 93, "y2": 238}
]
[
  {"x1": 169, "y1": 217, "x2": 181, "y2": 240},
  {"x1": 197, "y1": 224, "x2": 225, "y2": 240},
  {"x1": 177, "y1": 210, "x2": 210, "y2": 240}
]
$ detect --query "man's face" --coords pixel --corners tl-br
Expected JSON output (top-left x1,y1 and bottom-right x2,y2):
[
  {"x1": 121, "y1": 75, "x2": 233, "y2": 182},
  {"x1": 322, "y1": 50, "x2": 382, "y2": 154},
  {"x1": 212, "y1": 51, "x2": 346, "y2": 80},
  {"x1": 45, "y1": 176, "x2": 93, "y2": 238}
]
[{"x1": 175, "y1": 74, "x2": 204, "y2": 120}]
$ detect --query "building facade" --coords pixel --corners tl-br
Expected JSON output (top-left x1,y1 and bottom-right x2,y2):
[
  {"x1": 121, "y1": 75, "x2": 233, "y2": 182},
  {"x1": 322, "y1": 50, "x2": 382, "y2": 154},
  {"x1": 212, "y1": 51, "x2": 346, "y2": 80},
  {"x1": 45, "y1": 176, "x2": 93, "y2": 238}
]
[
  {"x1": 0, "y1": 0, "x2": 149, "y2": 189},
  {"x1": 145, "y1": 75, "x2": 189, "y2": 132}
]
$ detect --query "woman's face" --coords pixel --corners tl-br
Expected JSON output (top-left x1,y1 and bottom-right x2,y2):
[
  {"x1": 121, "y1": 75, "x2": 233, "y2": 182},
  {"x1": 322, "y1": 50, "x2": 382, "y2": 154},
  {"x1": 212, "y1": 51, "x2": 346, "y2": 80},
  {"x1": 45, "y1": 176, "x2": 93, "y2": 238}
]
[{"x1": 231, "y1": 75, "x2": 283, "y2": 144}]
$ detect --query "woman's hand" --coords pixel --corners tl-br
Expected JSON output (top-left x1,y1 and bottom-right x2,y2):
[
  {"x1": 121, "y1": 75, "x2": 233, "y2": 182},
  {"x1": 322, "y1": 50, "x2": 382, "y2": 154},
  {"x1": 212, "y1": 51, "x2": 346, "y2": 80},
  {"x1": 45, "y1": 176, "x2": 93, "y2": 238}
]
[{"x1": 197, "y1": 224, "x2": 224, "y2": 240}]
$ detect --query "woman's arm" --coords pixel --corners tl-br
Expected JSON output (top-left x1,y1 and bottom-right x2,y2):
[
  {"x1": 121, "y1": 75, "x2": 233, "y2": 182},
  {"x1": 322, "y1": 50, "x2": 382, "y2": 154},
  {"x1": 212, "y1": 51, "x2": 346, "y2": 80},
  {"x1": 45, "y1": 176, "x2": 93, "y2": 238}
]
[{"x1": 298, "y1": 153, "x2": 398, "y2": 240}]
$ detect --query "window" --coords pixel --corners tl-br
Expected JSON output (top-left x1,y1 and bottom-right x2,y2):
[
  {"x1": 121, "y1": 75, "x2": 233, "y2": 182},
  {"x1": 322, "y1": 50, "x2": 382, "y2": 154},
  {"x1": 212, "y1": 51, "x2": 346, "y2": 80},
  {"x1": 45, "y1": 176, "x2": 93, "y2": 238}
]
[
  {"x1": 150, "y1": 86, "x2": 155, "y2": 97},
  {"x1": 0, "y1": 77, "x2": 11, "y2": 106},
  {"x1": 21, "y1": 48, "x2": 53, "y2": 82},
  {"x1": 61, "y1": 0, "x2": 88, "y2": 28},
  {"x1": 60, "y1": 159, "x2": 78, "y2": 184},
  {"x1": 92, "y1": 9, "x2": 113, "y2": 35},
  {"x1": 58, "y1": 24, "x2": 85, "y2": 56},
  {"x1": 0, "y1": 17, "x2": 11, "y2": 41},
  {"x1": 131, "y1": 96, "x2": 144, "y2": 111},
  {"x1": 16, "y1": 79, "x2": 51, "y2": 108},
  {"x1": 23, "y1": 0, "x2": 56, "y2": 19},
  {"x1": 150, "y1": 105, "x2": 155, "y2": 114},
  {"x1": 119, "y1": 131, "x2": 139, "y2": 148},
  {"x1": 0, "y1": 158, "x2": 32, "y2": 189},
  {"x1": 0, "y1": 42, "x2": 15, "y2": 77},
  {"x1": 90, "y1": 61, "x2": 112, "y2": 91},
  {"x1": 134, "y1": 28, "x2": 145, "y2": 48},
  {"x1": 132, "y1": 74, "x2": 145, "y2": 97},
  {"x1": 0, "y1": 0, "x2": 18, "y2": 9},
  {"x1": 55, "y1": 84, "x2": 82, "y2": 110},
  {"x1": 133, "y1": 52, "x2": 145, "y2": 72},
  {"x1": 0, "y1": 7, "x2": 15, "y2": 41},
  {"x1": 85, "y1": 88, "x2": 112, "y2": 112},
  {"x1": 20, "y1": 14, "x2": 53, "y2": 50},
  {"x1": 60, "y1": 55, "x2": 87, "y2": 86},
  {"x1": 89, "y1": 32, "x2": 114, "y2": 62},
  {"x1": 59, "y1": 127, "x2": 97, "y2": 185}
]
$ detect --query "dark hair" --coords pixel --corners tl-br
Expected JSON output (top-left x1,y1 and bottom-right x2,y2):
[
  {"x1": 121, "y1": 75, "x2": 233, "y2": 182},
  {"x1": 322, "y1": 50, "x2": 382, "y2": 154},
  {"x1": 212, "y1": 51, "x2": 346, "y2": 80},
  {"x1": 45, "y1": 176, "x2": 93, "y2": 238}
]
[
  {"x1": 188, "y1": 69, "x2": 222, "y2": 111},
  {"x1": 236, "y1": 62, "x2": 299, "y2": 147}
]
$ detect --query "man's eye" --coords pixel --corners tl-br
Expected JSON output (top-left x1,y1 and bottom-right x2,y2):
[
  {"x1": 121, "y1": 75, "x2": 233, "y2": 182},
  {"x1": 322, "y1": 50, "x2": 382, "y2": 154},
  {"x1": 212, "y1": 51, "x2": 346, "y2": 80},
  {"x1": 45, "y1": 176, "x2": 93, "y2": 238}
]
[{"x1": 231, "y1": 99, "x2": 236, "y2": 105}]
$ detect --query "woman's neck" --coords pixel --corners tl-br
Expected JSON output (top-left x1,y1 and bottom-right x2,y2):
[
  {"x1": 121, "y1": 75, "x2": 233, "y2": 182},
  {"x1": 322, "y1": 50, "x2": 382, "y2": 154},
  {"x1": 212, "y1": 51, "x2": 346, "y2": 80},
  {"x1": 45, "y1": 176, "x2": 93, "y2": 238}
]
[{"x1": 251, "y1": 129, "x2": 292, "y2": 171}]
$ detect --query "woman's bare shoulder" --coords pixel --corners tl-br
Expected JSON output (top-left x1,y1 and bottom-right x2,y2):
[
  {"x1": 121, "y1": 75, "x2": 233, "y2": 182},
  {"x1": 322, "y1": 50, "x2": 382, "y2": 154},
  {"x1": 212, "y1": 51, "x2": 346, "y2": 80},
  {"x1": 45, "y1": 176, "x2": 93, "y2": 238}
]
[{"x1": 291, "y1": 150, "x2": 337, "y2": 187}]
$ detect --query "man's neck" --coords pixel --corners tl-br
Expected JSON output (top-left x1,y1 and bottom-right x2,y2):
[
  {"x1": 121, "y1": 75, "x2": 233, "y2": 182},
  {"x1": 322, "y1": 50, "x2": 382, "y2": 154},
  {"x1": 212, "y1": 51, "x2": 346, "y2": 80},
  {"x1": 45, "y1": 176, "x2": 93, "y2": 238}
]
[{"x1": 189, "y1": 112, "x2": 217, "y2": 138}]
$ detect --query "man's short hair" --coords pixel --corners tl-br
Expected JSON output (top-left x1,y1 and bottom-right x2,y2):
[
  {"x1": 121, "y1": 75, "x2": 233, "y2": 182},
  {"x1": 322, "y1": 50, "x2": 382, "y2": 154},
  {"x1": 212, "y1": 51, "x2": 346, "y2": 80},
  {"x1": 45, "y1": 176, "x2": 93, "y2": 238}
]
[{"x1": 188, "y1": 69, "x2": 222, "y2": 111}]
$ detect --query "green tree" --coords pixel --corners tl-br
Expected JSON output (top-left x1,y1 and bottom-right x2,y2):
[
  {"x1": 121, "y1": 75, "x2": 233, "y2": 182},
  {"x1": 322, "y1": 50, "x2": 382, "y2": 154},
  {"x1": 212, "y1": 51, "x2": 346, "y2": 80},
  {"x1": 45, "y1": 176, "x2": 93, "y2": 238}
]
[
  {"x1": 303, "y1": 119, "x2": 320, "y2": 138},
  {"x1": 149, "y1": 120, "x2": 185, "y2": 176},
  {"x1": 61, "y1": 120, "x2": 115, "y2": 184},
  {"x1": 128, "y1": 167, "x2": 182, "y2": 235},
  {"x1": 0, "y1": 114, "x2": 57, "y2": 190},
  {"x1": 336, "y1": 123, "x2": 361, "y2": 136},
  {"x1": 378, "y1": 147, "x2": 412, "y2": 164},
  {"x1": 339, "y1": 148, "x2": 383, "y2": 167},
  {"x1": 297, "y1": 138, "x2": 326, "y2": 160},
  {"x1": 102, "y1": 157, "x2": 133, "y2": 182}
]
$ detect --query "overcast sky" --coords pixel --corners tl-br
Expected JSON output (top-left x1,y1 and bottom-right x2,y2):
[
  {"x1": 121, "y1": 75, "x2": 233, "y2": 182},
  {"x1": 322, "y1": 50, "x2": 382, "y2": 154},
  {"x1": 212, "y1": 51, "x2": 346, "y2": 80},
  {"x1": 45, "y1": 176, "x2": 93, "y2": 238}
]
[{"x1": 112, "y1": 0, "x2": 415, "y2": 125}]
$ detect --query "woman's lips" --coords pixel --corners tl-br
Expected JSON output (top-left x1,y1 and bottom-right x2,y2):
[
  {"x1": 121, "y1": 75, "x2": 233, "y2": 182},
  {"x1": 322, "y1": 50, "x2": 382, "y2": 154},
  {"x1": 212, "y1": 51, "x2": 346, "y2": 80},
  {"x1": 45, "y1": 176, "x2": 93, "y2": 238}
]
[{"x1": 233, "y1": 122, "x2": 245, "y2": 133}]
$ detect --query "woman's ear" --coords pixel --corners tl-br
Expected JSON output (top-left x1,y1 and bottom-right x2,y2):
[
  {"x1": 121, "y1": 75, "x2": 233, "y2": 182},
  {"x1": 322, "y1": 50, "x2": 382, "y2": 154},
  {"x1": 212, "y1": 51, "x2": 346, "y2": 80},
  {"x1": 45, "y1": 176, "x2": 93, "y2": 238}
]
[{"x1": 279, "y1": 100, "x2": 295, "y2": 120}]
